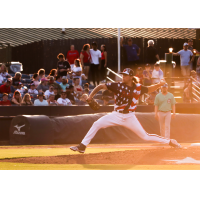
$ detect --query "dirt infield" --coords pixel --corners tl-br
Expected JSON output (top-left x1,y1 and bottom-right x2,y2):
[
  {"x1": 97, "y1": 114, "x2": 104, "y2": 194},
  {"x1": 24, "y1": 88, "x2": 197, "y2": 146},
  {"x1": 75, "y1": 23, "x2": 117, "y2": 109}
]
[{"x1": 2, "y1": 146, "x2": 200, "y2": 165}]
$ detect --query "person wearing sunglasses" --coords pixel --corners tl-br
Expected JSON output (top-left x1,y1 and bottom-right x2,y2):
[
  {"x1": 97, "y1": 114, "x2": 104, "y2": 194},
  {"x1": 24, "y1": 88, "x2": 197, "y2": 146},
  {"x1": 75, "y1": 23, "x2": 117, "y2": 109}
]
[{"x1": 120, "y1": 37, "x2": 140, "y2": 74}]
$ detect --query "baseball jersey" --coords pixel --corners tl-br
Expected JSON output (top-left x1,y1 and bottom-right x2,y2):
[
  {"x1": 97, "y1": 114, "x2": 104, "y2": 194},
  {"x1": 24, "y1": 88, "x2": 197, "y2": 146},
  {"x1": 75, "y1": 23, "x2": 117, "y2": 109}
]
[{"x1": 106, "y1": 82, "x2": 148, "y2": 112}]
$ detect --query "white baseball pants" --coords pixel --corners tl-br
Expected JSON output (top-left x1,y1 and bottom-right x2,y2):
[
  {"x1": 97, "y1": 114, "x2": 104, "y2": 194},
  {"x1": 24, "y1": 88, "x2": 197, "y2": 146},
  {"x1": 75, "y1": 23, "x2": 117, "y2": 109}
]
[
  {"x1": 81, "y1": 111, "x2": 170, "y2": 146},
  {"x1": 158, "y1": 111, "x2": 171, "y2": 139}
]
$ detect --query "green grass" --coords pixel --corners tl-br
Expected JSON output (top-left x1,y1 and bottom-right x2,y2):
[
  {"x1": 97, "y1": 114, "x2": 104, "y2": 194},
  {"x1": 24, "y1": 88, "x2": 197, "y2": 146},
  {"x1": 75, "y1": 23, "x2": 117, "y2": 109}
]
[{"x1": 0, "y1": 147, "x2": 139, "y2": 160}]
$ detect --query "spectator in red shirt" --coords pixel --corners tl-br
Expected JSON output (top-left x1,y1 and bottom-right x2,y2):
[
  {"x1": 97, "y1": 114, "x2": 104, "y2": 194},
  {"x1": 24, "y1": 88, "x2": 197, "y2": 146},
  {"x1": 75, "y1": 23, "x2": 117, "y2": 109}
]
[
  {"x1": 80, "y1": 44, "x2": 91, "y2": 79},
  {"x1": 0, "y1": 93, "x2": 11, "y2": 105},
  {"x1": 66, "y1": 45, "x2": 79, "y2": 70},
  {"x1": 0, "y1": 79, "x2": 11, "y2": 94}
]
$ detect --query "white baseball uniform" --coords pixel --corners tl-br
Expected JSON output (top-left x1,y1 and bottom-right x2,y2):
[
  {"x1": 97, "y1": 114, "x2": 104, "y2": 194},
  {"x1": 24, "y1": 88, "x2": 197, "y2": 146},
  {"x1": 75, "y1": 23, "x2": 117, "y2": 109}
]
[{"x1": 81, "y1": 81, "x2": 170, "y2": 146}]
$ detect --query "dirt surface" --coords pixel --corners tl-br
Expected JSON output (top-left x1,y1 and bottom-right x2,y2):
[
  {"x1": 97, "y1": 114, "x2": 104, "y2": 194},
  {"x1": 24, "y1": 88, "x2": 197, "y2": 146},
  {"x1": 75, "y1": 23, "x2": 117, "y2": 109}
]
[{"x1": 2, "y1": 146, "x2": 200, "y2": 165}]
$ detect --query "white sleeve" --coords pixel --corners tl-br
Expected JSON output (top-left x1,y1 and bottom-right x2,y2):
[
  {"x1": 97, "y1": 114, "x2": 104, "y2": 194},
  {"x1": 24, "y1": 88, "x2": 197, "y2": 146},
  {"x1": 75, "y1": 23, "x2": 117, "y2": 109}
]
[
  {"x1": 44, "y1": 100, "x2": 48, "y2": 106},
  {"x1": 190, "y1": 51, "x2": 193, "y2": 56},
  {"x1": 34, "y1": 100, "x2": 39, "y2": 106},
  {"x1": 44, "y1": 90, "x2": 48, "y2": 95},
  {"x1": 57, "y1": 98, "x2": 62, "y2": 104},
  {"x1": 99, "y1": 50, "x2": 101, "y2": 58},
  {"x1": 177, "y1": 50, "x2": 182, "y2": 55}
]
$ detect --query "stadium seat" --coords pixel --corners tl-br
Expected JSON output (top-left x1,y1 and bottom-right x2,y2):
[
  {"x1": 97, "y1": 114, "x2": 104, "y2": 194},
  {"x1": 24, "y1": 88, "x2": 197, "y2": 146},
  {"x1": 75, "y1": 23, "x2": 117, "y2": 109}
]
[
  {"x1": 68, "y1": 80, "x2": 73, "y2": 85},
  {"x1": 0, "y1": 94, "x2": 3, "y2": 98},
  {"x1": 8, "y1": 93, "x2": 13, "y2": 98},
  {"x1": 89, "y1": 85, "x2": 95, "y2": 89},
  {"x1": 22, "y1": 74, "x2": 30, "y2": 79},
  {"x1": 9, "y1": 73, "x2": 15, "y2": 77}
]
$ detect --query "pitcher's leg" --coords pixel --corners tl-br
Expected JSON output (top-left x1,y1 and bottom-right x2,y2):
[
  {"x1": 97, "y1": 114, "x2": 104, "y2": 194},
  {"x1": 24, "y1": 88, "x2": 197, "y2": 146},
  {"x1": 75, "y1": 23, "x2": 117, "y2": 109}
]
[
  {"x1": 165, "y1": 112, "x2": 171, "y2": 139},
  {"x1": 125, "y1": 114, "x2": 170, "y2": 144},
  {"x1": 158, "y1": 112, "x2": 166, "y2": 137},
  {"x1": 81, "y1": 112, "x2": 121, "y2": 146}
]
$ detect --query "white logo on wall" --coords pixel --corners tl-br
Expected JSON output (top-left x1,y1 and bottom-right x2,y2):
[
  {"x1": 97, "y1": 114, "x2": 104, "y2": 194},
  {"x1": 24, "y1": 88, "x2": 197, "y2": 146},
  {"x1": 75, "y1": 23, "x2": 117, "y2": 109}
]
[{"x1": 13, "y1": 124, "x2": 25, "y2": 135}]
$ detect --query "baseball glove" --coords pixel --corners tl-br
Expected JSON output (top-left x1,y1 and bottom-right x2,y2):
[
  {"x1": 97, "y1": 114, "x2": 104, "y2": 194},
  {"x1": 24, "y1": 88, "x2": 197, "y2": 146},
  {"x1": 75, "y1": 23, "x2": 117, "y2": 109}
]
[{"x1": 86, "y1": 98, "x2": 100, "y2": 111}]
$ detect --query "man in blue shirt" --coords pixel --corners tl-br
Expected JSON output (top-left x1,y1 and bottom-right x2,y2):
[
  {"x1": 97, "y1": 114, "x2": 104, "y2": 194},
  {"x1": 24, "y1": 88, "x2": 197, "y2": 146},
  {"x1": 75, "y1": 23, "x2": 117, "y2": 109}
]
[{"x1": 121, "y1": 37, "x2": 141, "y2": 74}]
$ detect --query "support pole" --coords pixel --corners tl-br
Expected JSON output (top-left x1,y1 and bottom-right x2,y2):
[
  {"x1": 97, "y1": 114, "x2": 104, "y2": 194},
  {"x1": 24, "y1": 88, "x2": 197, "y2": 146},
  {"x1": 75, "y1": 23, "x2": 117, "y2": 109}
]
[{"x1": 118, "y1": 28, "x2": 121, "y2": 73}]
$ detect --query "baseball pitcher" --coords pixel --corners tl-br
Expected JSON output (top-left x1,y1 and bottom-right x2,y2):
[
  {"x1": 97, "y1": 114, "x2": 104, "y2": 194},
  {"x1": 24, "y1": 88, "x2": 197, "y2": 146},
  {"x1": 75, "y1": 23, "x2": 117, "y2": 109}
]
[{"x1": 70, "y1": 68, "x2": 181, "y2": 153}]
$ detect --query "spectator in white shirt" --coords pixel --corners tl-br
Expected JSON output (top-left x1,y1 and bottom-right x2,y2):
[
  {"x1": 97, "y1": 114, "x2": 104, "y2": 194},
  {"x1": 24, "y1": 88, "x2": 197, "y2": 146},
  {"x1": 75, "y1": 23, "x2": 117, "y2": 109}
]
[
  {"x1": 72, "y1": 59, "x2": 86, "y2": 86},
  {"x1": 28, "y1": 83, "x2": 38, "y2": 99},
  {"x1": 44, "y1": 85, "x2": 54, "y2": 99},
  {"x1": 152, "y1": 63, "x2": 164, "y2": 84},
  {"x1": 34, "y1": 92, "x2": 48, "y2": 106},
  {"x1": 57, "y1": 91, "x2": 72, "y2": 106},
  {"x1": 173, "y1": 43, "x2": 195, "y2": 81},
  {"x1": 0, "y1": 74, "x2": 3, "y2": 84},
  {"x1": 16, "y1": 82, "x2": 27, "y2": 97},
  {"x1": 0, "y1": 64, "x2": 12, "y2": 82},
  {"x1": 90, "y1": 41, "x2": 101, "y2": 86}
]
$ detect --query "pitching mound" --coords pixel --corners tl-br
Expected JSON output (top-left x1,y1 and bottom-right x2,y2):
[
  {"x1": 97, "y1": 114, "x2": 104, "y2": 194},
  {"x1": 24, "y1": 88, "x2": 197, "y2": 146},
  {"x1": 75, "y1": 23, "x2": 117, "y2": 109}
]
[{"x1": 2, "y1": 146, "x2": 200, "y2": 165}]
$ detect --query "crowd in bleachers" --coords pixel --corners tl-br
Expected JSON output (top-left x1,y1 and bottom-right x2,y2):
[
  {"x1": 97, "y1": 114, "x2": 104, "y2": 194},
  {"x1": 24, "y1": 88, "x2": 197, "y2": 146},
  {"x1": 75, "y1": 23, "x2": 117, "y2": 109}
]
[
  {"x1": 1, "y1": 38, "x2": 200, "y2": 106},
  {"x1": 0, "y1": 41, "x2": 112, "y2": 106}
]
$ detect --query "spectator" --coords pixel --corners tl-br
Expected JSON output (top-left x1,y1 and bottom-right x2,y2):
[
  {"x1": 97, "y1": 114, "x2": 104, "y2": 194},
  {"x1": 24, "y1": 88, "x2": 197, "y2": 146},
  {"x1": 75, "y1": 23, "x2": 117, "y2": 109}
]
[
  {"x1": 154, "y1": 83, "x2": 176, "y2": 139},
  {"x1": 37, "y1": 78, "x2": 49, "y2": 92},
  {"x1": 145, "y1": 40, "x2": 159, "y2": 67},
  {"x1": 187, "y1": 39, "x2": 196, "y2": 70},
  {"x1": 66, "y1": 86, "x2": 75, "y2": 104},
  {"x1": 21, "y1": 93, "x2": 33, "y2": 105},
  {"x1": 83, "y1": 83, "x2": 91, "y2": 94},
  {"x1": 0, "y1": 79, "x2": 11, "y2": 94},
  {"x1": 48, "y1": 76, "x2": 62, "y2": 94},
  {"x1": 173, "y1": 43, "x2": 194, "y2": 82},
  {"x1": 135, "y1": 67, "x2": 144, "y2": 84},
  {"x1": 90, "y1": 41, "x2": 101, "y2": 86},
  {"x1": 34, "y1": 92, "x2": 48, "y2": 106},
  {"x1": 28, "y1": 83, "x2": 38, "y2": 99},
  {"x1": 0, "y1": 93, "x2": 11, "y2": 105},
  {"x1": 11, "y1": 91, "x2": 22, "y2": 105},
  {"x1": 152, "y1": 63, "x2": 164, "y2": 84},
  {"x1": 143, "y1": 64, "x2": 152, "y2": 86},
  {"x1": 16, "y1": 82, "x2": 27, "y2": 96},
  {"x1": 47, "y1": 69, "x2": 57, "y2": 79},
  {"x1": 37, "y1": 68, "x2": 45, "y2": 81},
  {"x1": 47, "y1": 94, "x2": 58, "y2": 106},
  {"x1": 12, "y1": 72, "x2": 22, "y2": 88},
  {"x1": 0, "y1": 64, "x2": 12, "y2": 82},
  {"x1": 73, "y1": 78, "x2": 83, "y2": 99},
  {"x1": 80, "y1": 44, "x2": 91, "y2": 79},
  {"x1": 66, "y1": 45, "x2": 80, "y2": 70},
  {"x1": 71, "y1": 59, "x2": 86, "y2": 86},
  {"x1": 120, "y1": 37, "x2": 140, "y2": 73},
  {"x1": 0, "y1": 73, "x2": 3, "y2": 84},
  {"x1": 44, "y1": 85, "x2": 54, "y2": 99},
  {"x1": 145, "y1": 91, "x2": 158, "y2": 105},
  {"x1": 57, "y1": 91, "x2": 72, "y2": 106},
  {"x1": 100, "y1": 44, "x2": 107, "y2": 83},
  {"x1": 53, "y1": 87, "x2": 61, "y2": 101},
  {"x1": 60, "y1": 76, "x2": 69, "y2": 91},
  {"x1": 32, "y1": 73, "x2": 40, "y2": 87},
  {"x1": 57, "y1": 53, "x2": 71, "y2": 77},
  {"x1": 55, "y1": 75, "x2": 62, "y2": 84}
]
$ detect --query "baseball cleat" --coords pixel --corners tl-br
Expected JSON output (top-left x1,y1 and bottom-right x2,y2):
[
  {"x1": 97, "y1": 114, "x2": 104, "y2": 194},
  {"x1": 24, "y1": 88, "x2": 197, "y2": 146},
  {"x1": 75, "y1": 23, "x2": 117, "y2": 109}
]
[
  {"x1": 169, "y1": 139, "x2": 182, "y2": 148},
  {"x1": 70, "y1": 143, "x2": 86, "y2": 153}
]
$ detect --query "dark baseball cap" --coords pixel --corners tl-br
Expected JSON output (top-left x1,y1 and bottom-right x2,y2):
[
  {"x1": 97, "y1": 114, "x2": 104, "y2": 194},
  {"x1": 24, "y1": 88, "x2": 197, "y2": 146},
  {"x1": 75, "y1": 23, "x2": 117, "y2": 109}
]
[
  {"x1": 38, "y1": 92, "x2": 44, "y2": 96},
  {"x1": 119, "y1": 68, "x2": 134, "y2": 76}
]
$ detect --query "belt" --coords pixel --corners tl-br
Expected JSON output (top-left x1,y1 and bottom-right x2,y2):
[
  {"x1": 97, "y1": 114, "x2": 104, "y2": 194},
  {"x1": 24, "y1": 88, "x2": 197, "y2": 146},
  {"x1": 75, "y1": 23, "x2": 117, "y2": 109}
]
[
  {"x1": 115, "y1": 110, "x2": 134, "y2": 114},
  {"x1": 159, "y1": 110, "x2": 171, "y2": 112}
]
